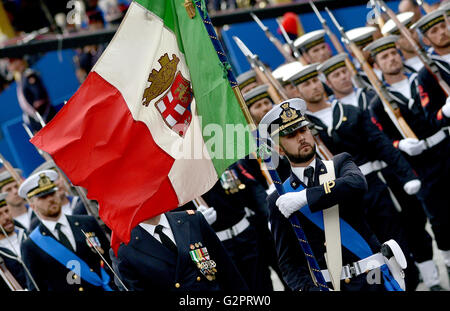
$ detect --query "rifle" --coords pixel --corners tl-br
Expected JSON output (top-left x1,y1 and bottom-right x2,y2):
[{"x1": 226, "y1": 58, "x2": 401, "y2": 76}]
[
  {"x1": 250, "y1": 12, "x2": 296, "y2": 63},
  {"x1": 415, "y1": 0, "x2": 433, "y2": 14},
  {"x1": 275, "y1": 17, "x2": 308, "y2": 65},
  {"x1": 0, "y1": 256, "x2": 23, "y2": 291},
  {"x1": 376, "y1": 0, "x2": 450, "y2": 96},
  {"x1": 233, "y1": 35, "x2": 287, "y2": 103},
  {"x1": 309, "y1": 1, "x2": 366, "y2": 89},
  {"x1": 369, "y1": 0, "x2": 385, "y2": 30},
  {"x1": 233, "y1": 35, "x2": 333, "y2": 161},
  {"x1": 327, "y1": 7, "x2": 418, "y2": 139}
]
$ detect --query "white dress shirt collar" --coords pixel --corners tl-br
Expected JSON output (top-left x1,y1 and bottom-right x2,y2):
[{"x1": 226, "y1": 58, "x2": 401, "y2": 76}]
[
  {"x1": 139, "y1": 214, "x2": 176, "y2": 245},
  {"x1": 291, "y1": 159, "x2": 316, "y2": 185},
  {"x1": 41, "y1": 213, "x2": 70, "y2": 233},
  {"x1": 40, "y1": 213, "x2": 77, "y2": 251}
]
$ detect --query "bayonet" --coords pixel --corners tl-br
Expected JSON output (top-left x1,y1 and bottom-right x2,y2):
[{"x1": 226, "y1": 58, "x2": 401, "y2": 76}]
[
  {"x1": 233, "y1": 36, "x2": 287, "y2": 102},
  {"x1": 275, "y1": 17, "x2": 303, "y2": 61},
  {"x1": 250, "y1": 12, "x2": 296, "y2": 62},
  {"x1": 310, "y1": 3, "x2": 365, "y2": 88}
]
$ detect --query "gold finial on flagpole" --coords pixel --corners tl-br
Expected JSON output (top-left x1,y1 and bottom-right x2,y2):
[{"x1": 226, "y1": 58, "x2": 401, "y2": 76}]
[{"x1": 185, "y1": 0, "x2": 196, "y2": 19}]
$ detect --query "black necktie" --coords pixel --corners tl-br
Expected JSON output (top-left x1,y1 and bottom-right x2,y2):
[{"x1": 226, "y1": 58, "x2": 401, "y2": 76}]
[
  {"x1": 55, "y1": 223, "x2": 74, "y2": 252},
  {"x1": 304, "y1": 166, "x2": 314, "y2": 188},
  {"x1": 155, "y1": 225, "x2": 177, "y2": 254}
]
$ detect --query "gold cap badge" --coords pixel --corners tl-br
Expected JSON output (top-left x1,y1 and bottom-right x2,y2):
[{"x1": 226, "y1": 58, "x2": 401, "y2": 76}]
[{"x1": 280, "y1": 103, "x2": 299, "y2": 124}]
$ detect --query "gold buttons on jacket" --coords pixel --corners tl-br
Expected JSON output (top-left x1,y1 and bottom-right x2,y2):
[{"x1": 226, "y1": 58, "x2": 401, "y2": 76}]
[
  {"x1": 79, "y1": 287, "x2": 84, "y2": 291},
  {"x1": 344, "y1": 278, "x2": 351, "y2": 284},
  {"x1": 175, "y1": 282, "x2": 181, "y2": 288},
  {"x1": 197, "y1": 276, "x2": 201, "y2": 282}
]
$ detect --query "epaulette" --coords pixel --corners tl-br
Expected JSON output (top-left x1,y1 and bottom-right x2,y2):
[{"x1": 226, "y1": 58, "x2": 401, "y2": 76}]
[{"x1": 186, "y1": 210, "x2": 195, "y2": 215}]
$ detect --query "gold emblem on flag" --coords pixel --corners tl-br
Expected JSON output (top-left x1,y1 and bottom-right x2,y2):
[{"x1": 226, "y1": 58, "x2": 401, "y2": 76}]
[{"x1": 142, "y1": 53, "x2": 180, "y2": 107}]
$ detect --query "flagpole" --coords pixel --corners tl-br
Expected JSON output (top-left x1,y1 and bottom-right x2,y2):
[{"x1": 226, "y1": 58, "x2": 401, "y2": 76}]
[{"x1": 192, "y1": 0, "x2": 329, "y2": 291}]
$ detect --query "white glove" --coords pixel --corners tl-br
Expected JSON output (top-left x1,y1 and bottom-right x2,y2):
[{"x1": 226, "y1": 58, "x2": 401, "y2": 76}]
[
  {"x1": 443, "y1": 97, "x2": 450, "y2": 118},
  {"x1": 275, "y1": 190, "x2": 308, "y2": 218},
  {"x1": 398, "y1": 138, "x2": 426, "y2": 156},
  {"x1": 198, "y1": 205, "x2": 217, "y2": 225},
  {"x1": 266, "y1": 183, "x2": 276, "y2": 195},
  {"x1": 403, "y1": 179, "x2": 421, "y2": 195}
]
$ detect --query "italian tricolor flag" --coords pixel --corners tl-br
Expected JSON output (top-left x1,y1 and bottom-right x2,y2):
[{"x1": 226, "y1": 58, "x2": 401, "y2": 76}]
[{"x1": 31, "y1": 0, "x2": 254, "y2": 248}]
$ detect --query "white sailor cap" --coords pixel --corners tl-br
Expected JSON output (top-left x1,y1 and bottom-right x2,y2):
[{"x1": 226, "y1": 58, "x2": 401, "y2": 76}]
[
  {"x1": 345, "y1": 26, "x2": 377, "y2": 47},
  {"x1": 317, "y1": 53, "x2": 348, "y2": 76},
  {"x1": 411, "y1": 8, "x2": 445, "y2": 34},
  {"x1": 0, "y1": 169, "x2": 22, "y2": 189},
  {"x1": 236, "y1": 70, "x2": 257, "y2": 90},
  {"x1": 0, "y1": 193, "x2": 7, "y2": 207},
  {"x1": 272, "y1": 62, "x2": 303, "y2": 86},
  {"x1": 284, "y1": 63, "x2": 320, "y2": 86},
  {"x1": 439, "y1": 1, "x2": 450, "y2": 14},
  {"x1": 363, "y1": 35, "x2": 399, "y2": 57},
  {"x1": 258, "y1": 98, "x2": 309, "y2": 138},
  {"x1": 18, "y1": 169, "x2": 58, "y2": 199},
  {"x1": 293, "y1": 29, "x2": 326, "y2": 51},
  {"x1": 243, "y1": 84, "x2": 272, "y2": 107},
  {"x1": 381, "y1": 11, "x2": 415, "y2": 35},
  {"x1": 31, "y1": 159, "x2": 57, "y2": 176}
]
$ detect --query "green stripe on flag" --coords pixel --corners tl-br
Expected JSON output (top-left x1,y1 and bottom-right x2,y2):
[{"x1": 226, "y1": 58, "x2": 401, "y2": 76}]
[
  {"x1": 172, "y1": 0, "x2": 255, "y2": 175},
  {"x1": 134, "y1": 0, "x2": 255, "y2": 176}
]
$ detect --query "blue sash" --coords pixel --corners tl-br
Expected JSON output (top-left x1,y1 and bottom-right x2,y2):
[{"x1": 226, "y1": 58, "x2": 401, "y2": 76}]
[
  {"x1": 30, "y1": 228, "x2": 113, "y2": 291},
  {"x1": 283, "y1": 180, "x2": 403, "y2": 291}
]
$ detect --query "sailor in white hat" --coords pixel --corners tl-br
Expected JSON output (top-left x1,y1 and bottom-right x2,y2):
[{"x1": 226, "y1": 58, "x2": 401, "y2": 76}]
[
  {"x1": 30, "y1": 161, "x2": 87, "y2": 219},
  {"x1": 285, "y1": 60, "x2": 423, "y2": 292},
  {"x1": 283, "y1": 61, "x2": 335, "y2": 98},
  {"x1": 345, "y1": 26, "x2": 383, "y2": 83},
  {"x1": 382, "y1": 11, "x2": 423, "y2": 72},
  {"x1": 237, "y1": 70, "x2": 260, "y2": 94},
  {"x1": 366, "y1": 34, "x2": 450, "y2": 290},
  {"x1": 0, "y1": 192, "x2": 30, "y2": 289},
  {"x1": 0, "y1": 169, "x2": 36, "y2": 231},
  {"x1": 294, "y1": 29, "x2": 332, "y2": 64},
  {"x1": 272, "y1": 62, "x2": 303, "y2": 98},
  {"x1": 243, "y1": 84, "x2": 274, "y2": 125},
  {"x1": 317, "y1": 53, "x2": 377, "y2": 110},
  {"x1": 19, "y1": 170, "x2": 114, "y2": 291}
]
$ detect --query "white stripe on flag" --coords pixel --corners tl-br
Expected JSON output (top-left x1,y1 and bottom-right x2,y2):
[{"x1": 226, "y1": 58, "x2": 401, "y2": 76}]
[
  {"x1": 174, "y1": 104, "x2": 186, "y2": 115},
  {"x1": 157, "y1": 101, "x2": 166, "y2": 113},
  {"x1": 92, "y1": 2, "x2": 218, "y2": 206},
  {"x1": 167, "y1": 91, "x2": 173, "y2": 103},
  {"x1": 166, "y1": 114, "x2": 177, "y2": 127}
]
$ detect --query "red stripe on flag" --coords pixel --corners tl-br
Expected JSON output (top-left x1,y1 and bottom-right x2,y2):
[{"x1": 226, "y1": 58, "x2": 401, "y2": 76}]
[{"x1": 31, "y1": 72, "x2": 179, "y2": 249}]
